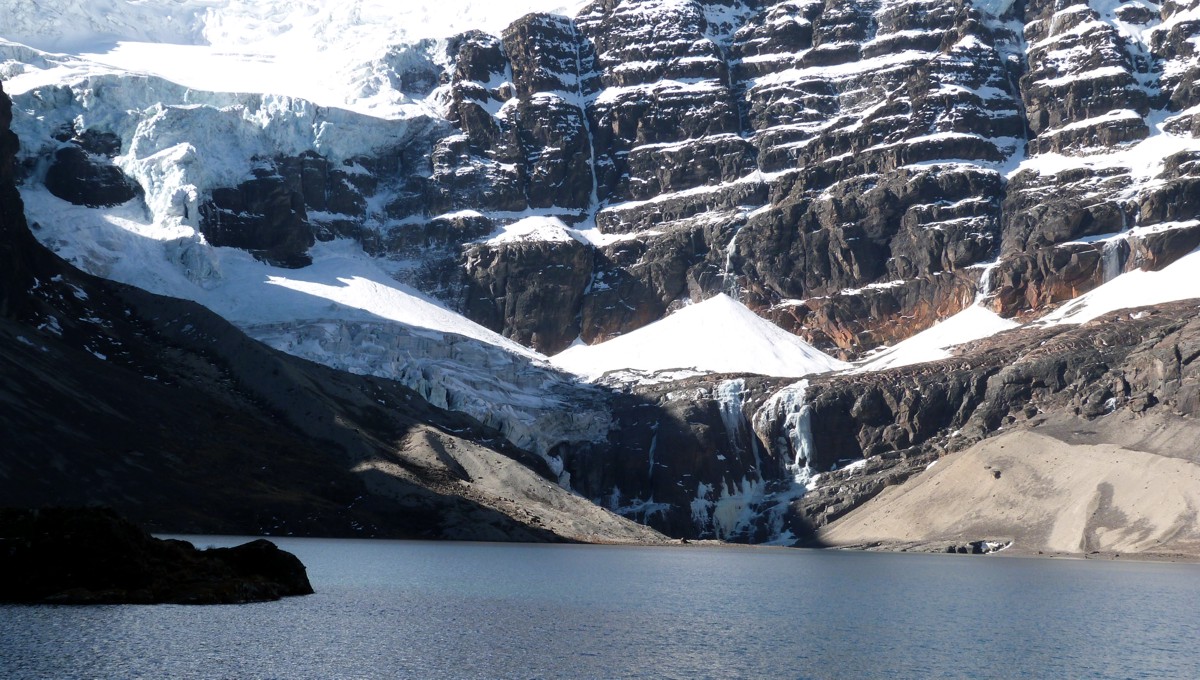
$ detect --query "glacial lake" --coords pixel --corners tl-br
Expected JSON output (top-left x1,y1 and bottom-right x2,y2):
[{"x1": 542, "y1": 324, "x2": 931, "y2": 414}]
[{"x1": 3, "y1": 539, "x2": 1200, "y2": 679}]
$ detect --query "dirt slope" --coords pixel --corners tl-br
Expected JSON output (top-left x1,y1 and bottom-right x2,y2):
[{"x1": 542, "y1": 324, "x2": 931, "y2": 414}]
[{"x1": 821, "y1": 424, "x2": 1200, "y2": 559}]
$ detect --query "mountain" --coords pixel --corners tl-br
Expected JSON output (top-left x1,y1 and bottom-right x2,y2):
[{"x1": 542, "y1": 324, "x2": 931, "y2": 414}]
[
  {"x1": 3, "y1": 0, "x2": 1200, "y2": 553},
  {"x1": 0, "y1": 80, "x2": 663, "y2": 544}
]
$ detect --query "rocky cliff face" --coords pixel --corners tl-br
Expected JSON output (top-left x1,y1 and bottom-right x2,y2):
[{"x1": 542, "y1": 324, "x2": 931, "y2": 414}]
[
  {"x1": 10, "y1": 1, "x2": 1199, "y2": 354},
  {"x1": 229, "y1": 0, "x2": 1195, "y2": 358}
]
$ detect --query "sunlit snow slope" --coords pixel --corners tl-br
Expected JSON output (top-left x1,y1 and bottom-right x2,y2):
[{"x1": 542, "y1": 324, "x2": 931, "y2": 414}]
[
  {"x1": 19, "y1": 189, "x2": 537, "y2": 353},
  {"x1": 552, "y1": 294, "x2": 850, "y2": 381},
  {"x1": 853, "y1": 245, "x2": 1200, "y2": 372},
  {"x1": 1040, "y1": 248, "x2": 1200, "y2": 325},
  {"x1": 856, "y1": 305, "x2": 1021, "y2": 372}
]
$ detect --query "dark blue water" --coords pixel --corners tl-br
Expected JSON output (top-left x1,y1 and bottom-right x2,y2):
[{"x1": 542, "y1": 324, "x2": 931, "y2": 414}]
[{"x1": 3, "y1": 538, "x2": 1199, "y2": 679}]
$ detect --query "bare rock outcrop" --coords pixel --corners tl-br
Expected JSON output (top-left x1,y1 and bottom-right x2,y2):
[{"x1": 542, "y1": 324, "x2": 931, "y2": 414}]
[{"x1": 0, "y1": 507, "x2": 313, "y2": 604}]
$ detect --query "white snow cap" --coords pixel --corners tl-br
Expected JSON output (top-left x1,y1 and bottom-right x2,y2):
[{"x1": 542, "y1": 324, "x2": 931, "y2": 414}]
[
  {"x1": 483, "y1": 216, "x2": 589, "y2": 246},
  {"x1": 552, "y1": 294, "x2": 850, "y2": 380}
]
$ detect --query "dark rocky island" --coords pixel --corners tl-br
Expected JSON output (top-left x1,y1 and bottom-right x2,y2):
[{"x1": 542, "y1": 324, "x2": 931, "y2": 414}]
[{"x1": 0, "y1": 507, "x2": 313, "y2": 604}]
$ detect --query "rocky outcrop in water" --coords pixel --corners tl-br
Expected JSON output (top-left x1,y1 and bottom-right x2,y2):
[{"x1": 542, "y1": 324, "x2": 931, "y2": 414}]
[{"x1": 0, "y1": 507, "x2": 313, "y2": 604}]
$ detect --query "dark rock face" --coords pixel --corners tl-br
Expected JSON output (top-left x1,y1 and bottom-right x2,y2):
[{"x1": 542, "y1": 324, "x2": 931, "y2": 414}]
[
  {"x1": 1021, "y1": 0, "x2": 1150, "y2": 144},
  {"x1": 200, "y1": 167, "x2": 314, "y2": 268},
  {"x1": 0, "y1": 82, "x2": 31, "y2": 318},
  {"x1": 387, "y1": 0, "x2": 1033, "y2": 353},
  {"x1": 385, "y1": 211, "x2": 495, "y2": 303},
  {"x1": 0, "y1": 507, "x2": 313, "y2": 604},
  {"x1": 418, "y1": 20, "x2": 597, "y2": 219},
  {"x1": 24, "y1": 1, "x2": 1200, "y2": 362},
  {"x1": 196, "y1": 149, "x2": 384, "y2": 268},
  {"x1": 983, "y1": 0, "x2": 1200, "y2": 319},
  {"x1": 411, "y1": 0, "x2": 1200, "y2": 357},
  {"x1": 44, "y1": 145, "x2": 141, "y2": 208},
  {"x1": 583, "y1": 221, "x2": 727, "y2": 343},
  {"x1": 20, "y1": 1, "x2": 1200, "y2": 361},
  {"x1": 562, "y1": 376, "x2": 793, "y2": 541},
  {"x1": 503, "y1": 14, "x2": 596, "y2": 211},
  {"x1": 767, "y1": 271, "x2": 980, "y2": 356},
  {"x1": 464, "y1": 236, "x2": 594, "y2": 353}
]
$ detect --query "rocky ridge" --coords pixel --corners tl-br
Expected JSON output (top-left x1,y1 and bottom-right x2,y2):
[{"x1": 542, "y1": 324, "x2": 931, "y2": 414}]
[{"x1": 9, "y1": 0, "x2": 1199, "y2": 356}]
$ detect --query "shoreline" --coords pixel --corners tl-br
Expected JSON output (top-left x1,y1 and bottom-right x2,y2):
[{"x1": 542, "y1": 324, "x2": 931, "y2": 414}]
[
  {"x1": 160, "y1": 532, "x2": 1200, "y2": 565},
  {"x1": 822, "y1": 541, "x2": 1200, "y2": 565}
]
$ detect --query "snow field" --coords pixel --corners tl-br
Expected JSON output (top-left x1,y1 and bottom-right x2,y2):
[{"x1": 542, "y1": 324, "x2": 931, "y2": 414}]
[
  {"x1": 20, "y1": 187, "x2": 537, "y2": 357},
  {"x1": 1040, "y1": 248, "x2": 1200, "y2": 325}
]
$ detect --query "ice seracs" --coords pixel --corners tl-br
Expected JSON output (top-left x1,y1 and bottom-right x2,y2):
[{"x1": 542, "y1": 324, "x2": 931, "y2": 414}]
[
  {"x1": 18, "y1": 186, "x2": 619, "y2": 468},
  {"x1": 551, "y1": 294, "x2": 849, "y2": 381},
  {"x1": 1, "y1": 0, "x2": 590, "y2": 117}
]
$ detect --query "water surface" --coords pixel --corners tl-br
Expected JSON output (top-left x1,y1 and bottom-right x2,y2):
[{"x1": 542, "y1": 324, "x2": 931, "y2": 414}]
[{"x1": 3, "y1": 538, "x2": 1198, "y2": 679}]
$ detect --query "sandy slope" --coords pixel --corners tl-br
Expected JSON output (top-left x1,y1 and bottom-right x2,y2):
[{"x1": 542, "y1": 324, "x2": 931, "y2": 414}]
[
  {"x1": 820, "y1": 426, "x2": 1200, "y2": 559},
  {"x1": 353, "y1": 426, "x2": 668, "y2": 545}
]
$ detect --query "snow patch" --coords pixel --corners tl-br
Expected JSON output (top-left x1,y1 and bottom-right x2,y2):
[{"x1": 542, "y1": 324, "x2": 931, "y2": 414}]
[
  {"x1": 481, "y1": 216, "x2": 588, "y2": 246},
  {"x1": 1040, "y1": 248, "x2": 1200, "y2": 325},
  {"x1": 551, "y1": 294, "x2": 849, "y2": 381},
  {"x1": 856, "y1": 305, "x2": 1020, "y2": 372}
]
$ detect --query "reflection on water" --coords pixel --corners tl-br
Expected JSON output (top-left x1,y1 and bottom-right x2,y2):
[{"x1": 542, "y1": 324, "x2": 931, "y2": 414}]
[{"x1": 3, "y1": 538, "x2": 1200, "y2": 679}]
